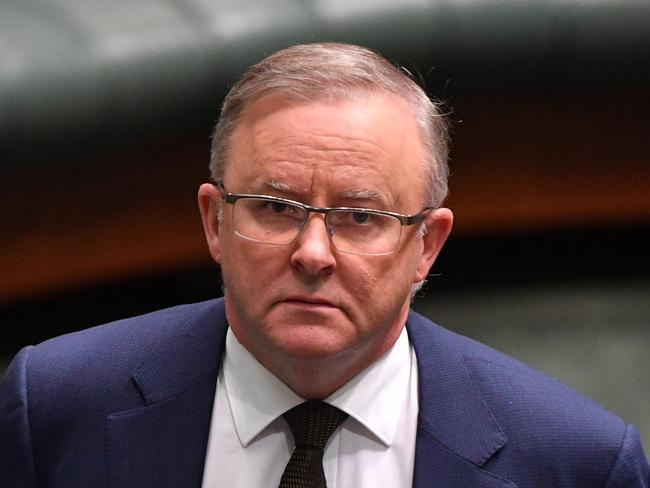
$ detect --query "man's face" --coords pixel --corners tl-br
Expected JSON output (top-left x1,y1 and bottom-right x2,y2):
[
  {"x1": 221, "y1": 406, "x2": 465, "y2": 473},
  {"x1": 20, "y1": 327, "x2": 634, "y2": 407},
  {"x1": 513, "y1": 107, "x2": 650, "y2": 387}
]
[{"x1": 199, "y1": 90, "x2": 452, "y2": 381}]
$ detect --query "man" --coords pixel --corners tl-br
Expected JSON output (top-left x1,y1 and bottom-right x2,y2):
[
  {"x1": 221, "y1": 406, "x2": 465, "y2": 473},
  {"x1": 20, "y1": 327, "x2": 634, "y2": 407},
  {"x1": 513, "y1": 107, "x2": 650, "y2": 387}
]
[{"x1": 0, "y1": 43, "x2": 648, "y2": 487}]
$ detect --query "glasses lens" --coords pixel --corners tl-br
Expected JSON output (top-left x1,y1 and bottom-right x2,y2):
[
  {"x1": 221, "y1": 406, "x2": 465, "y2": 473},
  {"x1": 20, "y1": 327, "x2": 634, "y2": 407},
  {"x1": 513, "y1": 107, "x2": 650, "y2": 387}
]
[
  {"x1": 327, "y1": 210, "x2": 401, "y2": 255},
  {"x1": 233, "y1": 197, "x2": 307, "y2": 244}
]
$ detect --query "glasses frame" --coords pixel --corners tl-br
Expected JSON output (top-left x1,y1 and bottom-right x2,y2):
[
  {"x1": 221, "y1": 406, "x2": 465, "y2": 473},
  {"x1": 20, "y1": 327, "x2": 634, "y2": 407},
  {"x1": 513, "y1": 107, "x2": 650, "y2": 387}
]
[{"x1": 214, "y1": 182, "x2": 433, "y2": 255}]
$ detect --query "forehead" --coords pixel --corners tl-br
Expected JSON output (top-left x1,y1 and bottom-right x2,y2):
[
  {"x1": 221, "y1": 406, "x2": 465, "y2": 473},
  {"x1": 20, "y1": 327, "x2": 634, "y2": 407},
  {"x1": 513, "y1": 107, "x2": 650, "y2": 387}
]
[{"x1": 224, "y1": 92, "x2": 427, "y2": 208}]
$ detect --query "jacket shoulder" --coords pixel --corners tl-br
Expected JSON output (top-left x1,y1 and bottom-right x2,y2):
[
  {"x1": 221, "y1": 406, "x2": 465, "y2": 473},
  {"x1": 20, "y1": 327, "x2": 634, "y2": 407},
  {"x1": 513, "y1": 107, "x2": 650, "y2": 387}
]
[
  {"x1": 16, "y1": 299, "x2": 225, "y2": 405},
  {"x1": 407, "y1": 309, "x2": 620, "y2": 423},
  {"x1": 0, "y1": 299, "x2": 227, "y2": 484},
  {"x1": 407, "y1": 310, "x2": 649, "y2": 486}
]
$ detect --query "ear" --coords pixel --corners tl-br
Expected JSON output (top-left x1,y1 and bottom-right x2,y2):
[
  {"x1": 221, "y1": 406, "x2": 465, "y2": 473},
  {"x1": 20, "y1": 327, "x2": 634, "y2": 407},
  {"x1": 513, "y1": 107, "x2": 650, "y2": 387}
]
[
  {"x1": 198, "y1": 183, "x2": 223, "y2": 264},
  {"x1": 414, "y1": 208, "x2": 453, "y2": 283}
]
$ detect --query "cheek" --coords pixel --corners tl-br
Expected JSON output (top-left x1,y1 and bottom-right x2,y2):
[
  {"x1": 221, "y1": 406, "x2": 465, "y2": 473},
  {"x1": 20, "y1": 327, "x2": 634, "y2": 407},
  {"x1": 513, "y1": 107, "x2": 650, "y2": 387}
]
[
  {"x1": 219, "y1": 238, "x2": 255, "y2": 292},
  {"x1": 341, "y1": 258, "x2": 399, "y2": 310},
  {"x1": 222, "y1": 240, "x2": 290, "y2": 291},
  {"x1": 343, "y1": 259, "x2": 379, "y2": 292},
  {"x1": 367, "y1": 248, "x2": 421, "y2": 297}
]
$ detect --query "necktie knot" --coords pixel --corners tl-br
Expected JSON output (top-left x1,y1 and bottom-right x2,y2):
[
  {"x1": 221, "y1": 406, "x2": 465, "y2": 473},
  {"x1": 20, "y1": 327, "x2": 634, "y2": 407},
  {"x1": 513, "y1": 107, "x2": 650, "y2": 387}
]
[
  {"x1": 279, "y1": 401, "x2": 348, "y2": 488},
  {"x1": 283, "y1": 401, "x2": 348, "y2": 449}
]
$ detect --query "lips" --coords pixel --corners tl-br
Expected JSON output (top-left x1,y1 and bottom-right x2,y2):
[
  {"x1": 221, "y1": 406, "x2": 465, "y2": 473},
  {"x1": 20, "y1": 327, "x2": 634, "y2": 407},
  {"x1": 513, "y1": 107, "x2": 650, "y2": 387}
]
[{"x1": 281, "y1": 296, "x2": 337, "y2": 308}]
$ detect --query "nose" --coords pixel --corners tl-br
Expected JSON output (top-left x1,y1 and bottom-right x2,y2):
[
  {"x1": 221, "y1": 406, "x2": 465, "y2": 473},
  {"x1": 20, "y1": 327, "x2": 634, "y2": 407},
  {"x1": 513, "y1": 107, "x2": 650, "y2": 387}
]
[{"x1": 290, "y1": 214, "x2": 336, "y2": 276}]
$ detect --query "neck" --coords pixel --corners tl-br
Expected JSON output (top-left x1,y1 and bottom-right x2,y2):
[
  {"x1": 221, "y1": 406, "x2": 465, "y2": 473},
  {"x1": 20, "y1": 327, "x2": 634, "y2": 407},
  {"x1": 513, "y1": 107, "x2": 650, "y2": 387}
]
[
  {"x1": 225, "y1": 296, "x2": 410, "y2": 400},
  {"x1": 259, "y1": 319, "x2": 406, "y2": 399},
  {"x1": 274, "y1": 355, "x2": 375, "y2": 400}
]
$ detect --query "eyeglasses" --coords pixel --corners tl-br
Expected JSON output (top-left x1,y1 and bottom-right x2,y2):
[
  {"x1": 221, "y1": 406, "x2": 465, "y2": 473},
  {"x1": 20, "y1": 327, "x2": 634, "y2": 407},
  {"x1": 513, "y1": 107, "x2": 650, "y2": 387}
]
[{"x1": 216, "y1": 184, "x2": 432, "y2": 256}]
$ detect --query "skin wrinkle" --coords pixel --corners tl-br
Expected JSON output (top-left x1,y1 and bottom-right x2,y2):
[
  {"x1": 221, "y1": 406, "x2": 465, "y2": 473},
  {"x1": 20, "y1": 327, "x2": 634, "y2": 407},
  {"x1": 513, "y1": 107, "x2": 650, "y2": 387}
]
[
  {"x1": 210, "y1": 47, "x2": 450, "y2": 209},
  {"x1": 264, "y1": 178, "x2": 383, "y2": 208},
  {"x1": 258, "y1": 133, "x2": 388, "y2": 157},
  {"x1": 227, "y1": 94, "x2": 421, "y2": 210},
  {"x1": 250, "y1": 145, "x2": 389, "y2": 186},
  {"x1": 198, "y1": 92, "x2": 453, "y2": 399},
  {"x1": 245, "y1": 161, "x2": 400, "y2": 210}
]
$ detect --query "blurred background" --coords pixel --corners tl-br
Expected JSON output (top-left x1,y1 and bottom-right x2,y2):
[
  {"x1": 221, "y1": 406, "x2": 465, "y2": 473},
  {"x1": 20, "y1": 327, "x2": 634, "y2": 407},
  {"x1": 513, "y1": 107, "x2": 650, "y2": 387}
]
[{"x1": 1, "y1": 0, "x2": 648, "y2": 449}]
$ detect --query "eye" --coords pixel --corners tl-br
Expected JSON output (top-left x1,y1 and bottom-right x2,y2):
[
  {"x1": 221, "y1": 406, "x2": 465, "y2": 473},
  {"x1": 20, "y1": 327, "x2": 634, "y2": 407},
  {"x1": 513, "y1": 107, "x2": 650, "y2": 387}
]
[
  {"x1": 352, "y1": 212, "x2": 371, "y2": 224},
  {"x1": 270, "y1": 202, "x2": 288, "y2": 213}
]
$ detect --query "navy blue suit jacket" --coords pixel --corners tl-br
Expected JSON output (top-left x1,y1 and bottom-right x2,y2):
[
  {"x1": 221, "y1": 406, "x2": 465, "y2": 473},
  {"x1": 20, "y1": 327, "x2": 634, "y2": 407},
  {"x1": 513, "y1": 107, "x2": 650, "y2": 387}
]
[{"x1": 1, "y1": 298, "x2": 648, "y2": 487}]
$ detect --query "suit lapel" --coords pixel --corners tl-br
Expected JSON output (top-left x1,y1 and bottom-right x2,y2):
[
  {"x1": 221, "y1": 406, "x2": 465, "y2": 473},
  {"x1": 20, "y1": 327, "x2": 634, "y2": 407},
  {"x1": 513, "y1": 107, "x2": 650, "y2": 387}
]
[
  {"x1": 105, "y1": 303, "x2": 513, "y2": 486},
  {"x1": 407, "y1": 311, "x2": 516, "y2": 487},
  {"x1": 412, "y1": 428, "x2": 515, "y2": 487},
  {"x1": 106, "y1": 300, "x2": 228, "y2": 488},
  {"x1": 106, "y1": 380, "x2": 216, "y2": 487}
]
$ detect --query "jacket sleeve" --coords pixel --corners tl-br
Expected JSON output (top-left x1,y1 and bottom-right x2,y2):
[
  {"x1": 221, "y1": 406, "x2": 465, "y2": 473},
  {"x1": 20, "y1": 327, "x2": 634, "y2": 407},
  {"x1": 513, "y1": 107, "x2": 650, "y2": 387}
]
[
  {"x1": 605, "y1": 423, "x2": 650, "y2": 488},
  {"x1": 0, "y1": 346, "x2": 37, "y2": 487}
]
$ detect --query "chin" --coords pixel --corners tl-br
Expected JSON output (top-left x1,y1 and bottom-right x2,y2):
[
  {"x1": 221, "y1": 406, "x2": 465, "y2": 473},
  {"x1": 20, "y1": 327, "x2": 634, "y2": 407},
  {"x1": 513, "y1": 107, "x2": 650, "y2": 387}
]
[{"x1": 272, "y1": 327, "x2": 352, "y2": 360}]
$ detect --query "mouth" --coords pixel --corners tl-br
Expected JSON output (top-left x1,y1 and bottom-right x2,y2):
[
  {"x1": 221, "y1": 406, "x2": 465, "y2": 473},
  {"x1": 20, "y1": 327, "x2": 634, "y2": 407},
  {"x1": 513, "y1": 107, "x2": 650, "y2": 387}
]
[{"x1": 280, "y1": 296, "x2": 338, "y2": 308}]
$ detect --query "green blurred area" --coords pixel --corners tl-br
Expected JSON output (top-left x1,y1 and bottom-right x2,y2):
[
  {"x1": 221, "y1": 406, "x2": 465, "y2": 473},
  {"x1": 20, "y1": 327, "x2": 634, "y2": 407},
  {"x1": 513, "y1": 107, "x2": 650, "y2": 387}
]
[{"x1": 414, "y1": 280, "x2": 650, "y2": 451}]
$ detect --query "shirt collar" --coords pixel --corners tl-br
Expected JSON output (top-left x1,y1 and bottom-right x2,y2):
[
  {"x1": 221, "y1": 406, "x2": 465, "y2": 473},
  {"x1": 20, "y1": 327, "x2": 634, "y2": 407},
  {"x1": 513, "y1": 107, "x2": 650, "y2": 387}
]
[{"x1": 223, "y1": 326, "x2": 414, "y2": 448}]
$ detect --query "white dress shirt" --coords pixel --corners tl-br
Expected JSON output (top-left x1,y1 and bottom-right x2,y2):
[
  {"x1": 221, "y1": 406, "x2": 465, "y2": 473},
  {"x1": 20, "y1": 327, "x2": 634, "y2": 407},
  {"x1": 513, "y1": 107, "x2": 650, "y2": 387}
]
[{"x1": 201, "y1": 326, "x2": 419, "y2": 487}]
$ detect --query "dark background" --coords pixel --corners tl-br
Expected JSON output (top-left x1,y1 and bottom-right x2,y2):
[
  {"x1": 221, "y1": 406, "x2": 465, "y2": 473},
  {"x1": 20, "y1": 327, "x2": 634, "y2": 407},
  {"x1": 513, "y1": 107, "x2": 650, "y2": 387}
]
[{"x1": 1, "y1": 0, "x2": 649, "y2": 448}]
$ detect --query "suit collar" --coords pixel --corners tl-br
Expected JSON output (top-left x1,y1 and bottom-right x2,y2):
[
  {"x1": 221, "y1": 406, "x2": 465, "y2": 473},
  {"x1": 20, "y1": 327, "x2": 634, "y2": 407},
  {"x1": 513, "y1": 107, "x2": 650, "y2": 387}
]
[
  {"x1": 131, "y1": 299, "x2": 228, "y2": 405},
  {"x1": 106, "y1": 299, "x2": 228, "y2": 487},
  {"x1": 106, "y1": 301, "x2": 510, "y2": 487},
  {"x1": 406, "y1": 310, "x2": 509, "y2": 478},
  {"x1": 123, "y1": 300, "x2": 508, "y2": 461}
]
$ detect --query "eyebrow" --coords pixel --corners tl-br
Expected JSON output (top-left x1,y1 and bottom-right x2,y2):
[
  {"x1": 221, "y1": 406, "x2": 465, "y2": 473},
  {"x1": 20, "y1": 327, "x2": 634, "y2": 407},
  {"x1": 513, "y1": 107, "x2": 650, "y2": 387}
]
[
  {"x1": 339, "y1": 188, "x2": 383, "y2": 201},
  {"x1": 263, "y1": 179, "x2": 384, "y2": 205},
  {"x1": 264, "y1": 179, "x2": 299, "y2": 194}
]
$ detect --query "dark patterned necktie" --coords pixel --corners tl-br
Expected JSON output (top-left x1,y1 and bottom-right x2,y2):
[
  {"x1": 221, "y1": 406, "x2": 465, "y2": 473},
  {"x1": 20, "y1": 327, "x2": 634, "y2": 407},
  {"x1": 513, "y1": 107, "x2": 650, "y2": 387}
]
[{"x1": 279, "y1": 401, "x2": 349, "y2": 488}]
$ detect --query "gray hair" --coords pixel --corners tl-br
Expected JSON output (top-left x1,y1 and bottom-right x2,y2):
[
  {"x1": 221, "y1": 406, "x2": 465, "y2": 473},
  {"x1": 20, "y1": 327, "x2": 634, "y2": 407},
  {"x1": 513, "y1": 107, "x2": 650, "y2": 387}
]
[{"x1": 209, "y1": 42, "x2": 450, "y2": 208}]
